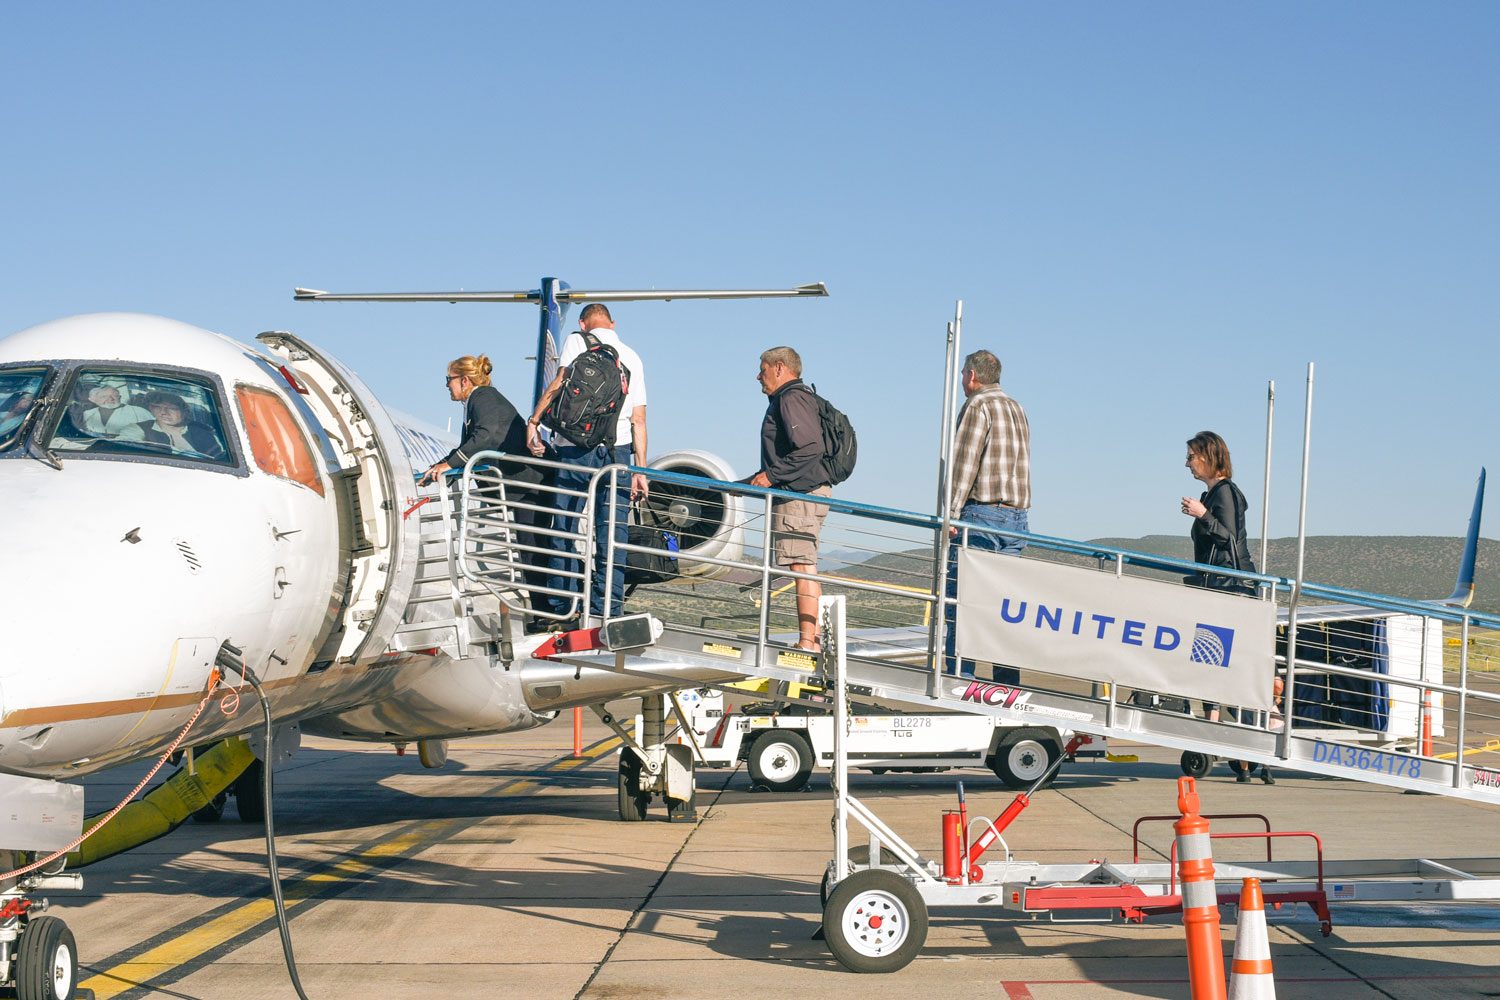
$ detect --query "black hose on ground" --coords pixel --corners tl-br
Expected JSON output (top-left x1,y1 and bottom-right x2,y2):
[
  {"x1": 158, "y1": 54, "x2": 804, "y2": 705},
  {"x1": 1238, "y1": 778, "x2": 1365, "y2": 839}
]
[{"x1": 215, "y1": 644, "x2": 312, "y2": 1000}]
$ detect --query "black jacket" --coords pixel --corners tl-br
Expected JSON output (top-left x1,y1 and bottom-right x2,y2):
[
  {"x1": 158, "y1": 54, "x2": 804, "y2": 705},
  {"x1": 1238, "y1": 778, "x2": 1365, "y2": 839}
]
[
  {"x1": 445, "y1": 385, "x2": 541, "y2": 486},
  {"x1": 1191, "y1": 478, "x2": 1256, "y2": 576},
  {"x1": 760, "y1": 380, "x2": 827, "y2": 493}
]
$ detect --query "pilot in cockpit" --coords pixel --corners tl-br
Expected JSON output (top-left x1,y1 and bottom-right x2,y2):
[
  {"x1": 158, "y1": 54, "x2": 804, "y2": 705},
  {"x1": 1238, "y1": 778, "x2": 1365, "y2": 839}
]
[
  {"x1": 139, "y1": 391, "x2": 225, "y2": 460},
  {"x1": 0, "y1": 391, "x2": 35, "y2": 437},
  {"x1": 81, "y1": 385, "x2": 151, "y2": 441}
]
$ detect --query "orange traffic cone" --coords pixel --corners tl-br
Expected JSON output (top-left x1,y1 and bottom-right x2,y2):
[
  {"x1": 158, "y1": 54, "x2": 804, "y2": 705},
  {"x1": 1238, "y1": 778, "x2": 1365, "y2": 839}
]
[
  {"x1": 1228, "y1": 877, "x2": 1276, "y2": 999},
  {"x1": 1174, "y1": 777, "x2": 1226, "y2": 1000}
]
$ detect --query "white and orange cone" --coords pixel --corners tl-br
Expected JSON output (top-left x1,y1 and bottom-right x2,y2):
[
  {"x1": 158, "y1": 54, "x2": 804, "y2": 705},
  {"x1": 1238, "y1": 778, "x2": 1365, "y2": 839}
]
[{"x1": 1227, "y1": 877, "x2": 1276, "y2": 999}]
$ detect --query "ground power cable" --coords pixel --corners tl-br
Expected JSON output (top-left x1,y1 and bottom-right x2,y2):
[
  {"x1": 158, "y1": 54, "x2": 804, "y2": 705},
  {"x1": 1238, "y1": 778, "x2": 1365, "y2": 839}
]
[{"x1": 214, "y1": 644, "x2": 313, "y2": 1000}]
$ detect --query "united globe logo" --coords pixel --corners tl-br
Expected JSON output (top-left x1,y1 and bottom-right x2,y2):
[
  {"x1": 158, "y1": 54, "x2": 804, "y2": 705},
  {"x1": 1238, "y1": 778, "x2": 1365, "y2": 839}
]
[{"x1": 1189, "y1": 623, "x2": 1235, "y2": 668}]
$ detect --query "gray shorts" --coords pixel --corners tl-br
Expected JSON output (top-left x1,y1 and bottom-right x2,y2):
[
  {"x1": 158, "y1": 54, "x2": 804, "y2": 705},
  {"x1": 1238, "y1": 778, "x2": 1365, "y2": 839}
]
[{"x1": 772, "y1": 485, "x2": 832, "y2": 568}]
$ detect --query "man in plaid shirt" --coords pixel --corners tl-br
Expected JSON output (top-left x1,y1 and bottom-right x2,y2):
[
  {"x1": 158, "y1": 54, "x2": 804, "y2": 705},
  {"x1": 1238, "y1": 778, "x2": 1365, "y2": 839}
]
[{"x1": 944, "y1": 349, "x2": 1031, "y2": 680}]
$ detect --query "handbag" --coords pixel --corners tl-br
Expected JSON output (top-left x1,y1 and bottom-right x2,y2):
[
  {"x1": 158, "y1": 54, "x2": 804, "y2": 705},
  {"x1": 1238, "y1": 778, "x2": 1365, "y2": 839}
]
[
  {"x1": 623, "y1": 503, "x2": 680, "y2": 593},
  {"x1": 1186, "y1": 482, "x2": 1258, "y2": 596}
]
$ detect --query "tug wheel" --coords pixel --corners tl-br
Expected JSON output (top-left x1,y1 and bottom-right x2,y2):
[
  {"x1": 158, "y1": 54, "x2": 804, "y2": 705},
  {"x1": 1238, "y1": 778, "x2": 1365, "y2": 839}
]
[
  {"x1": 991, "y1": 728, "x2": 1061, "y2": 790},
  {"x1": 822, "y1": 869, "x2": 928, "y2": 973},
  {"x1": 618, "y1": 754, "x2": 650, "y2": 822},
  {"x1": 747, "y1": 732, "x2": 813, "y2": 793},
  {"x1": 17, "y1": 915, "x2": 77, "y2": 1000},
  {"x1": 1180, "y1": 751, "x2": 1215, "y2": 779}
]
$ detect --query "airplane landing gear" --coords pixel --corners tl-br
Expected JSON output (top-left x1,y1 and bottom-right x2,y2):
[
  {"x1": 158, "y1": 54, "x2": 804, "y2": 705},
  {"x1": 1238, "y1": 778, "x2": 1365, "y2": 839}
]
[
  {"x1": 596, "y1": 695, "x2": 700, "y2": 823},
  {"x1": 2, "y1": 867, "x2": 88, "y2": 1000}
]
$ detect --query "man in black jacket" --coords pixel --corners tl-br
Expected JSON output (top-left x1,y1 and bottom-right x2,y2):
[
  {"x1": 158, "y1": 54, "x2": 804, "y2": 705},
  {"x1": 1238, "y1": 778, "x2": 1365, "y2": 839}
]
[{"x1": 750, "y1": 346, "x2": 830, "y2": 651}]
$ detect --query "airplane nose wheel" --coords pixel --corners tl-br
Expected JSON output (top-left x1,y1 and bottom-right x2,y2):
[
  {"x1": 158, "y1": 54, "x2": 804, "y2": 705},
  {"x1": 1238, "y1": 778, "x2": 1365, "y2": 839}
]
[{"x1": 16, "y1": 914, "x2": 78, "y2": 1000}]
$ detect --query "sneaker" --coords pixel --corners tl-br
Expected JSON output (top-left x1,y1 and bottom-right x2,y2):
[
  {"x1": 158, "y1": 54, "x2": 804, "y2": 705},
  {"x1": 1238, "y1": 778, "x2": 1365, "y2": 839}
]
[
  {"x1": 1261, "y1": 767, "x2": 1276, "y2": 785},
  {"x1": 1236, "y1": 772, "x2": 1252, "y2": 784}
]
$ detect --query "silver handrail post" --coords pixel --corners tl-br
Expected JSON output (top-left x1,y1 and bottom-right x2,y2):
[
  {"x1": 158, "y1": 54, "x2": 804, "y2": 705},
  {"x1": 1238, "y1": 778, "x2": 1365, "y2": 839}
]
[
  {"x1": 755, "y1": 490, "x2": 774, "y2": 675},
  {"x1": 603, "y1": 465, "x2": 621, "y2": 620},
  {"x1": 1279, "y1": 362, "x2": 1314, "y2": 760},
  {"x1": 1260, "y1": 379, "x2": 1275, "y2": 590},
  {"x1": 1455, "y1": 615, "x2": 1471, "y2": 788},
  {"x1": 927, "y1": 302, "x2": 962, "y2": 695}
]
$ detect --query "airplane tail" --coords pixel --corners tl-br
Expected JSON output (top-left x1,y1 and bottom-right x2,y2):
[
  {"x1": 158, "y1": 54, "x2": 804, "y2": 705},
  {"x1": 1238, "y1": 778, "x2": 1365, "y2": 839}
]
[{"x1": 1441, "y1": 467, "x2": 1486, "y2": 607}]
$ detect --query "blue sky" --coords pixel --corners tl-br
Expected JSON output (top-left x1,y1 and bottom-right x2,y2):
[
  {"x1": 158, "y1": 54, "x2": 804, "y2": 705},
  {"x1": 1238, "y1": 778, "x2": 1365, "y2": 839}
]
[{"x1": 3, "y1": 3, "x2": 1495, "y2": 540}]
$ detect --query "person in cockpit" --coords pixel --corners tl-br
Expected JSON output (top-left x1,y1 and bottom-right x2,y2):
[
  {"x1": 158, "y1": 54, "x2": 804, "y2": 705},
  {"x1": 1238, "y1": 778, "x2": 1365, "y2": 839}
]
[
  {"x1": 138, "y1": 391, "x2": 225, "y2": 459},
  {"x1": 0, "y1": 391, "x2": 35, "y2": 437},
  {"x1": 82, "y1": 385, "x2": 151, "y2": 440}
]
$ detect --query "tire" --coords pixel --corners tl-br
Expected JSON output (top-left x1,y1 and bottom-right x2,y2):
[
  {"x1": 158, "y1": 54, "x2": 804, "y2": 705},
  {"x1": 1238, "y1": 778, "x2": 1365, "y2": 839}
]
[
  {"x1": 192, "y1": 790, "x2": 227, "y2": 823},
  {"x1": 618, "y1": 754, "x2": 650, "y2": 822},
  {"x1": 17, "y1": 915, "x2": 77, "y2": 1000},
  {"x1": 822, "y1": 869, "x2": 928, "y2": 974},
  {"x1": 991, "y1": 728, "x2": 1061, "y2": 790},
  {"x1": 747, "y1": 731, "x2": 814, "y2": 793},
  {"x1": 1180, "y1": 751, "x2": 1214, "y2": 779},
  {"x1": 233, "y1": 757, "x2": 266, "y2": 824}
]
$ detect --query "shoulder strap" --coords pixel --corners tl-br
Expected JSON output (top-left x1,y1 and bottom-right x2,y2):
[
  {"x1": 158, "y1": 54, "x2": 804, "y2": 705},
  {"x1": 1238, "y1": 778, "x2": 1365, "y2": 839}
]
[{"x1": 581, "y1": 331, "x2": 602, "y2": 351}]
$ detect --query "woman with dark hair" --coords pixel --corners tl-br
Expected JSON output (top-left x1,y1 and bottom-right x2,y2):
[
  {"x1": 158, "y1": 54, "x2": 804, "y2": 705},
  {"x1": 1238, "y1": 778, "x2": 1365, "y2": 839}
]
[
  {"x1": 139, "y1": 391, "x2": 225, "y2": 459},
  {"x1": 1180, "y1": 430, "x2": 1272, "y2": 783},
  {"x1": 420, "y1": 355, "x2": 554, "y2": 624}
]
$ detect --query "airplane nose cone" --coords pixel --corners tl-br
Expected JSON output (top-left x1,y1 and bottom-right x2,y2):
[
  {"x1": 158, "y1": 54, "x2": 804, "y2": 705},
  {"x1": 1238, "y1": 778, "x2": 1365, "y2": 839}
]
[{"x1": 0, "y1": 464, "x2": 257, "y2": 773}]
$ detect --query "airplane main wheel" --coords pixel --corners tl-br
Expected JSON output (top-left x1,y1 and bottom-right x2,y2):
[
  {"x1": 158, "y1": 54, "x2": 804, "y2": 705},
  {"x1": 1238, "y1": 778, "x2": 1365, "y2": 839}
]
[
  {"x1": 747, "y1": 732, "x2": 813, "y2": 792},
  {"x1": 991, "y1": 728, "x2": 1061, "y2": 790},
  {"x1": 17, "y1": 915, "x2": 77, "y2": 1000},
  {"x1": 233, "y1": 758, "x2": 266, "y2": 824},
  {"x1": 192, "y1": 790, "x2": 228, "y2": 823},
  {"x1": 618, "y1": 755, "x2": 650, "y2": 822},
  {"x1": 418, "y1": 739, "x2": 449, "y2": 769},
  {"x1": 822, "y1": 869, "x2": 927, "y2": 974}
]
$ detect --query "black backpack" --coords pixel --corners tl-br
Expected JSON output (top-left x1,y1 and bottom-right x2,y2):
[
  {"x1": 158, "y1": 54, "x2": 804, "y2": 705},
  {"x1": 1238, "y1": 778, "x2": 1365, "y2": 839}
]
[
  {"x1": 545, "y1": 331, "x2": 630, "y2": 450},
  {"x1": 798, "y1": 383, "x2": 858, "y2": 486}
]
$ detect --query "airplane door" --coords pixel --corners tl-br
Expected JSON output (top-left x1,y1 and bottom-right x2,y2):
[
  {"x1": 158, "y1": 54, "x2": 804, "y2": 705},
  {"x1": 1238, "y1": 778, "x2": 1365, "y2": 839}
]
[{"x1": 255, "y1": 331, "x2": 421, "y2": 667}]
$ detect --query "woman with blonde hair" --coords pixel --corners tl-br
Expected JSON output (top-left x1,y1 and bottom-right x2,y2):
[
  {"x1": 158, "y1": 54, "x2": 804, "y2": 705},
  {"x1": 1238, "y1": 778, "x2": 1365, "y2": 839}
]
[{"x1": 421, "y1": 355, "x2": 553, "y2": 622}]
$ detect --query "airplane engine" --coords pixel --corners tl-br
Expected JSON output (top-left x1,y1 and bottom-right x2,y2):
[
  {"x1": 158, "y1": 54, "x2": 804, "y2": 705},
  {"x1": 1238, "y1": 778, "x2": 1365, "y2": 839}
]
[{"x1": 645, "y1": 450, "x2": 747, "y2": 577}]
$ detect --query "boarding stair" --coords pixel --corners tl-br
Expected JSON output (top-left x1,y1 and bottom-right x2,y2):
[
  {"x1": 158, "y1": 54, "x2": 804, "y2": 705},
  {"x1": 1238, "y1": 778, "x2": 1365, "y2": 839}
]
[{"x1": 421, "y1": 452, "x2": 1500, "y2": 807}]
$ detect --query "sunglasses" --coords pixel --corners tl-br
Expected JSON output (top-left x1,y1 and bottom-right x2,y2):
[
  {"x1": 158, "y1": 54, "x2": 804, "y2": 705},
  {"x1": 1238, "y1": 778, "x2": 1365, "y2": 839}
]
[{"x1": 444, "y1": 374, "x2": 462, "y2": 385}]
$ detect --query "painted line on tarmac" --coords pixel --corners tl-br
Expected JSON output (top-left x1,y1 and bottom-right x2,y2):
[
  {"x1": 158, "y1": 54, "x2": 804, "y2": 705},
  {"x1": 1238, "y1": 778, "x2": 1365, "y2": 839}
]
[{"x1": 79, "y1": 734, "x2": 622, "y2": 1000}]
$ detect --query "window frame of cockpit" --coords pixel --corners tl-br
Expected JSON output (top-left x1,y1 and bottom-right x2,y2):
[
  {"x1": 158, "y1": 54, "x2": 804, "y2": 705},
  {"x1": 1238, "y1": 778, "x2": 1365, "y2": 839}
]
[{"x1": 3, "y1": 359, "x2": 250, "y2": 478}]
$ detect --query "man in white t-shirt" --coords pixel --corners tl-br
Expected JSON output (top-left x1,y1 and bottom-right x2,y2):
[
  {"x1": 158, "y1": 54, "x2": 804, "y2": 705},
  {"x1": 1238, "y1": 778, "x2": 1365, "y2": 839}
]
[{"x1": 527, "y1": 303, "x2": 648, "y2": 620}]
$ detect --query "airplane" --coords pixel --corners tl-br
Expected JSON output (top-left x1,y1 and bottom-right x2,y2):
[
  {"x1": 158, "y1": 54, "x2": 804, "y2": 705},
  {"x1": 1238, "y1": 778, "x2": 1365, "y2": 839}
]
[{"x1": 0, "y1": 279, "x2": 825, "y2": 999}]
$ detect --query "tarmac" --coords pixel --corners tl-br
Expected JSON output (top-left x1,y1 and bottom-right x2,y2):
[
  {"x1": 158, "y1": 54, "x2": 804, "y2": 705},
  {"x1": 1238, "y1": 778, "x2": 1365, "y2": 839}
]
[{"x1": 57, "y1": 708, "x2": 1500, "y2": 1000}]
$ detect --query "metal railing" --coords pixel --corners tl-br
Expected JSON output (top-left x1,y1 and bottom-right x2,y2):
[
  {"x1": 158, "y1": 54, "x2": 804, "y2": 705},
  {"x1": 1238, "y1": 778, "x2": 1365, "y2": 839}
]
[{"x1": 444, "y1": 451, "x2": 1500, "y2": 788}]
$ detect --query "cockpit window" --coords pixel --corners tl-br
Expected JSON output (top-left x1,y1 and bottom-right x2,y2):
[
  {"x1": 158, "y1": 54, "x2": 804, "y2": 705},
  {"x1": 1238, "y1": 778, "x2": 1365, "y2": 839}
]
[
  {"x1": 48, "y1": 369, "x2": 232, "y2": 465},
  {"x1": 0, "y1": 367, "x2": 47, "y2": 452}
]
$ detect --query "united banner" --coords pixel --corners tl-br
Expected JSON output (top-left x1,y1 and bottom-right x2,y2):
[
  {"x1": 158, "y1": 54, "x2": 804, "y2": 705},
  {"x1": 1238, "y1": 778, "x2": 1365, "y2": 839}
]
[{"x1": 955, "y1": 550, "x2": 1276, "y2": 711}]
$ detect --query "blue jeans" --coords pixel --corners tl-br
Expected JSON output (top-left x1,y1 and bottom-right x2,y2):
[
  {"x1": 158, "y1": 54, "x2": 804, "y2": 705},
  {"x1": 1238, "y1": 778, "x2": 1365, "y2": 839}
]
[
  {"x1": 549, "y1": 443, "x2": 632, "y2": 618},
  {"x1": 944, "y1": 503, "x2": 1028, "y2": 680}
]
